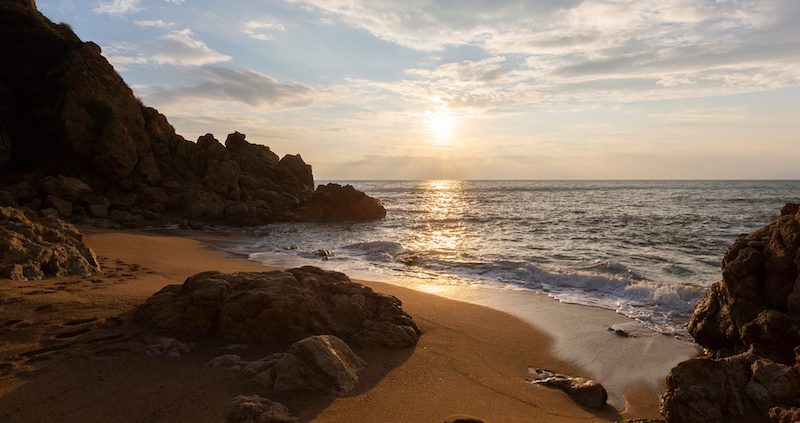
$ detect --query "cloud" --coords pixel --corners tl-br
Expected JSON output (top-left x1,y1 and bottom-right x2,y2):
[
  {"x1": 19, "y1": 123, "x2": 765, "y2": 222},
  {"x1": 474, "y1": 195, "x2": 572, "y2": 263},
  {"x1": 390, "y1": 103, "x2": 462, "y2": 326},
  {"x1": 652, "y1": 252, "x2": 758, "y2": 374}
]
[
  {"x1": 152, "y1": 29, "x2": 232, "y2": 66},
  {"x1": 243, "y1": 19, "x2": 286, "y2": 40},
  {"x1": 146, "y1": 66, "x2": 313, "y2": 107},
  {"x1": 93, "y1": 0, "x2": 141, "y2": 15},
  {"x1": 134, "y1": 20, "x2": 175, "y2": 28},
  {"x1": 165, "y1": 0, "x2": 184, "y2": 4},
  {"x1": 102, "y1": 28, "x2": 231, "y2": 69}
]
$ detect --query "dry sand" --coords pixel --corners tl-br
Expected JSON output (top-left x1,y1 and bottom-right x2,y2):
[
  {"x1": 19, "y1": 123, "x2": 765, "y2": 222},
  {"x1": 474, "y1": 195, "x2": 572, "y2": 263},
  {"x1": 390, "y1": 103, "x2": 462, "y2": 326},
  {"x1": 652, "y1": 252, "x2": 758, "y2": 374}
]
[{"x1": 0, "y1": 229, "x2": 680, "y2": 422}]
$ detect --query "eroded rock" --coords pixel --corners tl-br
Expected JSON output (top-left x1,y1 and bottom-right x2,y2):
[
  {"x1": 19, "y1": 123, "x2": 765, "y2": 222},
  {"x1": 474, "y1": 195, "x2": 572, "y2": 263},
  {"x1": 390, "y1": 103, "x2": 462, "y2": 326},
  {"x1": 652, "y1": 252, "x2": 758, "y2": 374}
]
[
  {"x1": 527, "y1": 368, "x2": 608, "y2": 409},
  {"x1": 0, "y1": 206, "x2": 99, "y2": 280},
  {"x1": 136, "y1": 266, "x2": 421, "y2": 348}
]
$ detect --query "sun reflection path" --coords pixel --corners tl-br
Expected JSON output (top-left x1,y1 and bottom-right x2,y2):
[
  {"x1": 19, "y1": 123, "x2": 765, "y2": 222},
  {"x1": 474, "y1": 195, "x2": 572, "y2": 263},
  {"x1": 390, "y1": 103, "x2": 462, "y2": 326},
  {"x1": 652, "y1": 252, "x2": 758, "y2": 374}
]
[{"x1": 415, "y1": 180, "x2": 467, "y2": 255}]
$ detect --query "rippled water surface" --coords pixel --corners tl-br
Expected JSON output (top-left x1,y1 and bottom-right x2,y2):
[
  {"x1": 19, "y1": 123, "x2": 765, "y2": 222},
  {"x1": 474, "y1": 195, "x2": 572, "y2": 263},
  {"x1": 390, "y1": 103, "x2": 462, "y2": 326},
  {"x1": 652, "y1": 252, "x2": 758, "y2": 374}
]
[{"x1": 227, "y1": 180, "x2": 800, "y2": 336}]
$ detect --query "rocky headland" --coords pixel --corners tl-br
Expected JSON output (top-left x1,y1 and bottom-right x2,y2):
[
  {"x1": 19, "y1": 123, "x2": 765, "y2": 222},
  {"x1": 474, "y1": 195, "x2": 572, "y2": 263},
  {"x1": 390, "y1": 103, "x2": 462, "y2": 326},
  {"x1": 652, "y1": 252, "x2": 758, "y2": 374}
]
[{"x1": 0, "y1": 0, "x2": 384, "y2": 229}]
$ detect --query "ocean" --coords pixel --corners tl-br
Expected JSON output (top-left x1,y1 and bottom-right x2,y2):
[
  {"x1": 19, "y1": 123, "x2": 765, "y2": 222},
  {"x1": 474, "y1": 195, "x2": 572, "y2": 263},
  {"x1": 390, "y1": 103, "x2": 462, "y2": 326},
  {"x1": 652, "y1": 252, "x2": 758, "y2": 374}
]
[{"x1": 222, "y1": 180, "x2": 800, "y2": 338}]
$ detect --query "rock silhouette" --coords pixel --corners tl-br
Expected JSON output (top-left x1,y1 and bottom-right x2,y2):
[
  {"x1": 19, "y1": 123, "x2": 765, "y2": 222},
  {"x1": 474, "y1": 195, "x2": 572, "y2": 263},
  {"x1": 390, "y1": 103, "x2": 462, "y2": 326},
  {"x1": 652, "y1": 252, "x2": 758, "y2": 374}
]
[{"x1": 0, "y1": 0, "x2": 382, "y2": 227}]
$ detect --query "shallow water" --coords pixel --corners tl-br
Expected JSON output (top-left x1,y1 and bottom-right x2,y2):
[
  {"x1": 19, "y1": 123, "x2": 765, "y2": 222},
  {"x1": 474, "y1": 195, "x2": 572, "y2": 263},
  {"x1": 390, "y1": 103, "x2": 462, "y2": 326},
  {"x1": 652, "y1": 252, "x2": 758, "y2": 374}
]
[{"x1": 224, "y1": 180, "x2": 800, "y2": 337}]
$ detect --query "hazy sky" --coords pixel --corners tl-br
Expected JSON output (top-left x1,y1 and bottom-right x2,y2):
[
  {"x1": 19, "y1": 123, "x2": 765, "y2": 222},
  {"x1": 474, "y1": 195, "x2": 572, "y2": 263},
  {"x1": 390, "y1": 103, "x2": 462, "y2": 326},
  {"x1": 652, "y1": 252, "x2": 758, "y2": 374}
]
[{"x1": 41, "y1": 0, "x2": 800, "y2": 179}]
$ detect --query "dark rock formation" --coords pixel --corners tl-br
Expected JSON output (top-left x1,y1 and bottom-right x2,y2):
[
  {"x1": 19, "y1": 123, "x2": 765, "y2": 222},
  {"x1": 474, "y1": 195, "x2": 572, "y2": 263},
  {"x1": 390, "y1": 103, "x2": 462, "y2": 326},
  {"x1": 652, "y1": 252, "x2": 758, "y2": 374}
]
[
  {"x1": 0, "y1": 1, "x2": 382, "y2": 227},
  {"x1": 688, "y1": 204, "x2": 800, "y2": 364},
  {"x1": 0, "y1": 206, "x2": 99, "y2": 280},
  {"x1": 228, "y1": 395, "x2": 296, "y2": 423},
  {"x1": 298, "y1": 183, "x2": 386, "y2": 221},
  {"x1": 136, "y1": 266, "x2": 421, "y2": 348},
  {"x1": 526, "y1": 368, "x2": 608, "y2": 409},
  {"x1": 662, "y1": 204, "x2": 800, "y2": 423}
]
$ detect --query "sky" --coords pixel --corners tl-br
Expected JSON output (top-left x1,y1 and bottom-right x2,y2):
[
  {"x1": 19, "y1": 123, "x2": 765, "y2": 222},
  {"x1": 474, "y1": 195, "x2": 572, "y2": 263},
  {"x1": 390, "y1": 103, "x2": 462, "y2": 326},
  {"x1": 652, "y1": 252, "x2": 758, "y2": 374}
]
[{"x1": 39, "y1": 0, "x2": 800, "y2": 180}]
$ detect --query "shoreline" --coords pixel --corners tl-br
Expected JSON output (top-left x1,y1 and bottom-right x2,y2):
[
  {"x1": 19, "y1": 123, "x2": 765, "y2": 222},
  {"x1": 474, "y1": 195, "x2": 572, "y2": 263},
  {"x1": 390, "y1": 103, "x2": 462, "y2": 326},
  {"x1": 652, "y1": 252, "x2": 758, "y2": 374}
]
[
  {"x1": 0, "y1": 228, "x2": 683, "y2": 421},
  {"x1": 186, "y1": 227, "x2": 699, "y2": 406}
]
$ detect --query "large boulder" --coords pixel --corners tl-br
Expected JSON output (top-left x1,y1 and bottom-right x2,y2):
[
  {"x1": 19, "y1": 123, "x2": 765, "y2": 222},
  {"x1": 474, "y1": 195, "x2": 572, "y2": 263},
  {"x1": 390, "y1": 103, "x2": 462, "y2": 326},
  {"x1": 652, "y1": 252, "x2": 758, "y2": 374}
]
[
  {"x1": 0, "y1": 206, "x2": 99, "y2": 280},
  {"x1": 298, "y1": 183, "x2": 386, "y2": 221},
  {"x1": 662, "y1": 204, "x2": 800, "y2": 423},
  {"x1": 136, "y1": 266, "x2": 421, "y2": 348}
]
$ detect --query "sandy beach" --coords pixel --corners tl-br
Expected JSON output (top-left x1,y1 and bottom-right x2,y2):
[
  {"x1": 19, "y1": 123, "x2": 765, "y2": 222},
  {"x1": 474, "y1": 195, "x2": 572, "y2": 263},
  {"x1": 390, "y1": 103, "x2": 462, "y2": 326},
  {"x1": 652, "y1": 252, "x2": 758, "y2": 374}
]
[{"x1": 0, "y1": 229, "x2": 695, "y2": 422}]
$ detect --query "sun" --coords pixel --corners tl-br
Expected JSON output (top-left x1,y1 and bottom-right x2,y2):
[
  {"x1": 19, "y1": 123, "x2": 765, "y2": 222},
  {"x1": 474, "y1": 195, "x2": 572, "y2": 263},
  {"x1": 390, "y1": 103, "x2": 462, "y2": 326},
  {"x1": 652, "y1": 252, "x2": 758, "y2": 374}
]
[{"x1": 427, "y1": 110, "x2": 456, "y2": 145}]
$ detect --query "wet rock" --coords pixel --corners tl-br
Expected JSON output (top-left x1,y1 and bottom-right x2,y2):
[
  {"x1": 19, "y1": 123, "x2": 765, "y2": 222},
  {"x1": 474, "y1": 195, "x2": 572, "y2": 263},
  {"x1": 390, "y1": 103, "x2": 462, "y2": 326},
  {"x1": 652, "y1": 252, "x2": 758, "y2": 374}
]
[
  {"x1": 0, "y1": 206, "x2": 99, "y2": 280},
  {"x1": 136, "y1": 266, "x2": 421, "y2": 348},
  {"x1": 227, "y1": 395, "x2": 296, "y2": 423},
  {"x1": 298, "y1": 183, "x2": 386, "y2": 221},
  {"x1": 527, "y1": 368, "x2": 608, "y2": 409}
]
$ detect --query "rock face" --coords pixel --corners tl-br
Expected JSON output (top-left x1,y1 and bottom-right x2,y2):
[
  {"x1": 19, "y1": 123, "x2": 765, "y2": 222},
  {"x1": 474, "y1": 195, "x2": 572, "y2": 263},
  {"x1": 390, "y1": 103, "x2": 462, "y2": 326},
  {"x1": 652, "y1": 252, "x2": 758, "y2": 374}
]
[
  {"x1": 298, "y1": 183, "x2": 387, "y2": 221},
  {"x1": 662, "y1": 204, "x2": 800, "y2": 423},
  {"x1": 228, "y1": 395, "x2": 296, "y2": 423},
  {"x1": 0, "y1": 2, "x2": 383, "y2": 227},
  {"x1": 0, "y1": 206, "x2": 99, "y2": 280},
  {"x1": 526, "y1": 368, "x2": 608, "y2": 409},
  {"x1": 136, "y1": 266, "x2": 421, "y2": 348},
  {"x1": 207, "y1": 335, "x2": 367, "y2": 396}
]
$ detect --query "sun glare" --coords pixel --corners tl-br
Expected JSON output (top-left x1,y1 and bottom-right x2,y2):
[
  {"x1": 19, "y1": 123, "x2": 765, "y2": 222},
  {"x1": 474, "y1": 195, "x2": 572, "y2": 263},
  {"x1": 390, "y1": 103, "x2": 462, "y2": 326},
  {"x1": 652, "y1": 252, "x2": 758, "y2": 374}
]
[{"x1": 427, "y1": 110, "x2": 456, "y2": 145}]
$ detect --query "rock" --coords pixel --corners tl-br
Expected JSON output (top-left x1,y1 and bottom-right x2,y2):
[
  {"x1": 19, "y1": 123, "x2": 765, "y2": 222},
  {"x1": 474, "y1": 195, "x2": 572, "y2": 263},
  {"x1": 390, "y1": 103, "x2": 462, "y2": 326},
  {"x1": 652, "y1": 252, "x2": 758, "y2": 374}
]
[
  {"x1": 271, "y1": 335, "x2": 366, "y2": 395},
  {"x1": 0, "y1": 206, "x2": 100, "y2": 280},
  {"x1": 227, "y1": 395, "x2": 296, "y2": 423},
  {"x1": 144, "y1": 337, "x2": 192, "y2": 357},
  {"x1": 443, "y1": 415, "x2": 486, "y2": 423},
  {"x1": 770, "y1": 406, "x2": 800, "y2": 423},
  {"x1": 136, "y1": 266, "x2": 421, "y2": 348},
  {"x1": 299, "y1": 183, "x2": 386, "y2": 221},
  {"x1": 661, "y1": 353, "x2": 761, "y2": 423},
  {"x1": 526, "y1": 368, "x2": 608, "y2": 409},
  {"x1": 0, "y1": 5, "x2": 383, "y2": 227},
  {"x1": 663, "y1": 204, "x2": 800, "y2": 423},
  {"x1": 205, "y1": 353, "x2": 281, "y2": 376},
  {"x1": 688, "y1": 203, "x2": 800, "y2": 364}
]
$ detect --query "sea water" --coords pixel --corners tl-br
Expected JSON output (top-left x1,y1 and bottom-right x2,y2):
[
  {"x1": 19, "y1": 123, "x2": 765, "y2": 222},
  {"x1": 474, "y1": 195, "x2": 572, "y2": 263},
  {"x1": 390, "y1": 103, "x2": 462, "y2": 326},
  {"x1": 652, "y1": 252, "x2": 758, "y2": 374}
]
[{"x1": 223, "y1": 180, "x2": 800, "y2": 337}]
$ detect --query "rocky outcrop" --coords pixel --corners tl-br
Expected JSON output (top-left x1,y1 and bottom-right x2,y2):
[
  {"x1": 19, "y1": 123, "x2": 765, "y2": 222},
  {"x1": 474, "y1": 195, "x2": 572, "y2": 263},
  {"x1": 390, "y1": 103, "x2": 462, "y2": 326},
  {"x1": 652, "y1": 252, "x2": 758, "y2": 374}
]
[
  {"x1": 298, "y1": 183, "x2": 386, "y2": 221},
  {"x1": 688, "y1": 204, "x2": 800, "y2": 364},
  {"x1": 136, "y1": 266, "x2": 421, "y2": 348},
  {"x1": 207, "y1": 335, "x2": 367, "y2": 395},
  {"x1": 0, "y1": 206, "x2": 99, "y2": 280},
  {"x1": 662, "y1": 204, "x2": 800, "y2": 423},
  {"x1": 526, "y1": 368, "x2": 608, "y2": 409},
  {"x1": 228, "y1": 395, "x2": 296, "y2": 423},
  {"x1": 0, "y1": 2, "x2": 383, "y2": 227}
]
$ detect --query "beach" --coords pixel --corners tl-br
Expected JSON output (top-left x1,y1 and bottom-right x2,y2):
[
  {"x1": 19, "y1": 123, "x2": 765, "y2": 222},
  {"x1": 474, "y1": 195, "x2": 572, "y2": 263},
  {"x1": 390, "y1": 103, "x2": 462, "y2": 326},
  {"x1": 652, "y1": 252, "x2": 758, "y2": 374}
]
[{"x1": 0, "y1": 229, "x2": 694, "y2": 422}]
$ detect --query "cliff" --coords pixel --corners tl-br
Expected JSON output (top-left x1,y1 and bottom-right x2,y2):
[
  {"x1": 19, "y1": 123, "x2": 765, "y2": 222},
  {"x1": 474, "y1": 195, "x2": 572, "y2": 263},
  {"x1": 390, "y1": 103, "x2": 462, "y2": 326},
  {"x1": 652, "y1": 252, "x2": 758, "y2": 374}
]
[{"x1": 0, "y1": 0, "x2": 384, "y2": 227}]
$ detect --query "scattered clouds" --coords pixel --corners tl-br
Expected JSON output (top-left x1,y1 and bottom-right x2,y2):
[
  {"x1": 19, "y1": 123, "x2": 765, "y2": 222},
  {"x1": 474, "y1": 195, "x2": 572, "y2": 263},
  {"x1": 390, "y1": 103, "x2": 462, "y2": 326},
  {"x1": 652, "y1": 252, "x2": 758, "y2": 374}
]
[
  {"x1": 153, "y1": 29, "x2": 232, "y2": 65},
  {"x1": 93, "y1": 0, "x2": 141, "y2": 15},
  {"x1": 243, "y1": 19, "x2": 286, "y2": 41},
  {"x1": 134, "y1": 19, "x2": 175, "y2": 28},
  {"x1": 146, "y1": 66, "x2": 312, "y2": 108}
]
